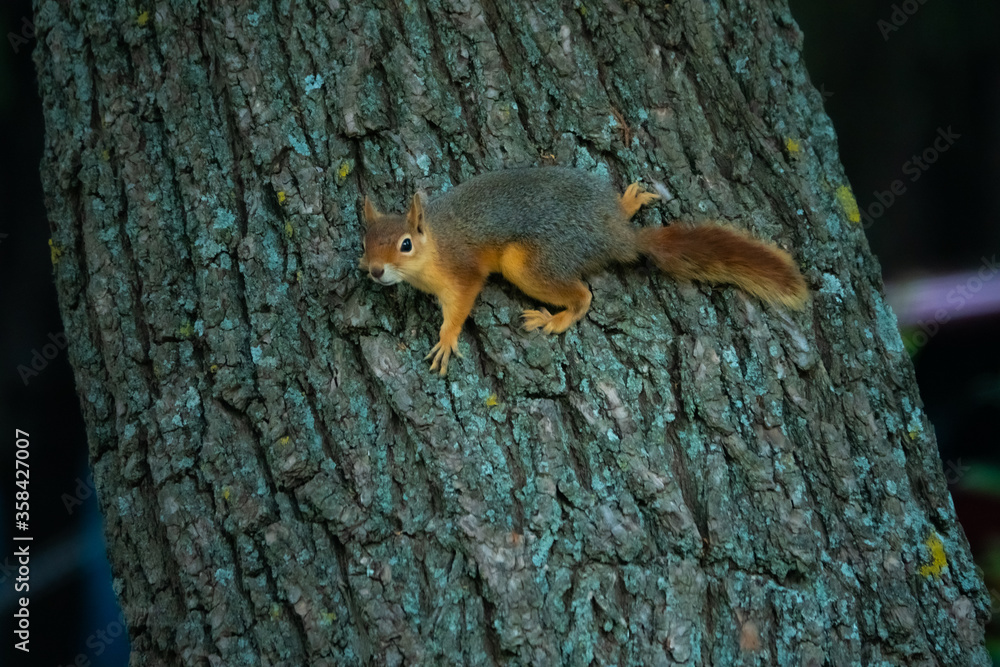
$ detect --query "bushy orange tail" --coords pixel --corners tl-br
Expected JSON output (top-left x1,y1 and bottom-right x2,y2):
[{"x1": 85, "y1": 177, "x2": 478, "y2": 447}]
[{"x1": 636, "y1": 224, "x2": 808, "y2": 308}]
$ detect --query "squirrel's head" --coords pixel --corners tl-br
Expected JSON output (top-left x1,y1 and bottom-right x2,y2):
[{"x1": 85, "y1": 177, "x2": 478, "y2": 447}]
[{"x1": 358, "y1": 194, "x2": 431, "y2": 286}]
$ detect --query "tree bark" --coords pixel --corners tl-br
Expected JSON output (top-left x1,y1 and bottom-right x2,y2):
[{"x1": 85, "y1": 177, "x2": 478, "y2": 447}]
[{"x1": 35, "y1": 0, "x2": 989, "y2": 664}]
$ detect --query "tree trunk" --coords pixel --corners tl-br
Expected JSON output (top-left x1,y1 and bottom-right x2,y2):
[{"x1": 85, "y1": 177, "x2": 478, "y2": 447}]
[{"x1": 35, "y1": 0, "x2": 989, "y2": 664}]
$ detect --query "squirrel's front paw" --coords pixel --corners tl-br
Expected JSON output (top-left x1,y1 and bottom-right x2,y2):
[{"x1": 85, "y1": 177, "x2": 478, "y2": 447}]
[{"x1": 425, "y1": 336, "x2": 463, "y2": 375}]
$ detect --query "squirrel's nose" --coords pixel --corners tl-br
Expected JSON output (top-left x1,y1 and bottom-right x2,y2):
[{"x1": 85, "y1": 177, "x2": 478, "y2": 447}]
[{"x1": 370, "y1": 266, "x2": 384, "y2": 280}]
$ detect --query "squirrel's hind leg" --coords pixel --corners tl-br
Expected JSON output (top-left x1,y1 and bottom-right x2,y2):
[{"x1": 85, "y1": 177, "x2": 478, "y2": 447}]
[
  {"x1": 516, "y1": 279, "x2": 592, "y2": 335},
  {"x1": 619, "y1": 182, "x2": 660, "y2": 219},
  {"x1": 519, "y1": 278, "x2": 592, "y2": 334},
  {"x1": 499, "y1": 244, "x2": 592, "y2": 335}
]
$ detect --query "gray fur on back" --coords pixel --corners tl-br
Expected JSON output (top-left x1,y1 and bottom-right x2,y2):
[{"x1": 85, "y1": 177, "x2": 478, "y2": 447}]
[{"x1": 425, "y1": 168, "x2": 638, "y2": 280}]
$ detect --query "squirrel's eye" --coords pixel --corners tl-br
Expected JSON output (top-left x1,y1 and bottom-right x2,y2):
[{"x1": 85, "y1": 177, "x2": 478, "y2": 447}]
[{"x1": 400, "y1": 238, "x2": 413, "y2": 252}]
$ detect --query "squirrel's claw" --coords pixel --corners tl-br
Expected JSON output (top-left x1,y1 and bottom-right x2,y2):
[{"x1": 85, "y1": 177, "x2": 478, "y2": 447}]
[
  {"x1": 620, "y1": 182, "x2": 660, "y2": 218},
  {"x1": 426, "y1": 337, "x2": 462, "y2": 375},
  {"x1": 521, "y1": 308, "x2": 553, "y2": 332}
]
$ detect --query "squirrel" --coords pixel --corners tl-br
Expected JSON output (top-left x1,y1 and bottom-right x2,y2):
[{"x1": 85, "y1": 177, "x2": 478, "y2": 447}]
[{"x1": 359, "y1": 167, "x2": 808, "y2": 375}]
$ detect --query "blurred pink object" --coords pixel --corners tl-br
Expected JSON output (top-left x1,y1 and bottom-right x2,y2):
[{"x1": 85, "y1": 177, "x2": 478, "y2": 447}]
[{"x1": 884, "y1": 262, "x2": 1000, "y2": 326}]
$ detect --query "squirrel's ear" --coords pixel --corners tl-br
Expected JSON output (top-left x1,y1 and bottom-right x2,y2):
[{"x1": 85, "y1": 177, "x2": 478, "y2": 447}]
[
  {"x1": 407, "y1": 193, "x2": 424, "y2": 234},
  {"x1": 363, "y1": 197, "x2": 380, "y2": 226}
]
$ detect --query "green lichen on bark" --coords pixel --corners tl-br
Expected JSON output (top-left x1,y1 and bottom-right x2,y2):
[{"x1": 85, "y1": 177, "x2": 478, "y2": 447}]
[{"x1": 35, "y1": 0, "x2": 989, "y2": 665}]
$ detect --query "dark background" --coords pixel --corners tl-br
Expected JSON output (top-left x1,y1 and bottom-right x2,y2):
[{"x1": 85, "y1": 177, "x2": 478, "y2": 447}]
[{"x1": 1, "y1": 0, "x2": 997, "y2": 664}]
